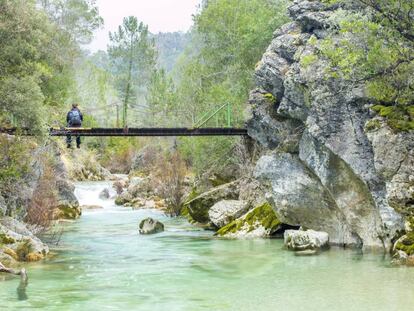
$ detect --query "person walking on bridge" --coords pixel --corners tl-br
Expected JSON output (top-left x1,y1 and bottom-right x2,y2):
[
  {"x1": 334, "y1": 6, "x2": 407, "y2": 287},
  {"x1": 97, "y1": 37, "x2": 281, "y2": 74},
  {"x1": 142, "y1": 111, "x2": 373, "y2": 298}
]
[{"x1": 66, "y1": 103, "x2": 83, "y2": 149}]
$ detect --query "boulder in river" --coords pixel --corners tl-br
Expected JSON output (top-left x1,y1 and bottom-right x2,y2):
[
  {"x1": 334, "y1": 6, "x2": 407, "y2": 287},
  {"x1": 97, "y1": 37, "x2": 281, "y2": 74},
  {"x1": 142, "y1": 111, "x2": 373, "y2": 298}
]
[
  {"x1": 184, "y1": 181, "x2": 239, "y2": 224},
  {"x1": 139, "y1": 218, "x2": 164, "y2": 235},
  {"x1": 216, "y1": 203, "x2": 282, "y2": 238},
  {"x1": 99, "y1": 188, "x2": 111, "y2": 200},
  {"x1": 284, "y1": 229, "x2": 329, "y2": 252},
  {"x1": 208, "y1": 200, "x2": 250, "y2": 228}
]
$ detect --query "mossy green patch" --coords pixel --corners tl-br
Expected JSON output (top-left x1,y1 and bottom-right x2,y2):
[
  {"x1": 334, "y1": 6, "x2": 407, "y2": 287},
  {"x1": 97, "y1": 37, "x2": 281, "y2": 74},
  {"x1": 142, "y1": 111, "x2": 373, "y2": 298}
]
[
  {"x1": 395, "y1": 232, "x2": 414, "y2": 255},
  {"x1": 216, "y1": 203, "x2": 281, "y2": 236},
  {"x1": 264, "y1": 93, "x2": 276, "y2": 104},
  {"x1": 58, "y1": 205, "x2": 81, "y2": 219},
  {"x1": 365, "y1": 119, "x2": 381, "y2": 132},
  {"x1": 370, "y1": 105, "x2": 414, "y2": 132},
  {"x1": 0, "y1": 233, "x2": 16, "y2": 244},
  {"x1": 16, "y1": 240, "x2": 32, "y2": 261},
  {"x1": 300, "y1": 54, "x2": 318, "y2": 68}
]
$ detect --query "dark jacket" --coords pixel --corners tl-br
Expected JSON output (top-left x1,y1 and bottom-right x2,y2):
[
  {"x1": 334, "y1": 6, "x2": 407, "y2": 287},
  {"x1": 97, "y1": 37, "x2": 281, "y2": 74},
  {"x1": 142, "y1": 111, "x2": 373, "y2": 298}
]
[{"x1": 66, "y1": 108, "x2": 83, "y2": 126}]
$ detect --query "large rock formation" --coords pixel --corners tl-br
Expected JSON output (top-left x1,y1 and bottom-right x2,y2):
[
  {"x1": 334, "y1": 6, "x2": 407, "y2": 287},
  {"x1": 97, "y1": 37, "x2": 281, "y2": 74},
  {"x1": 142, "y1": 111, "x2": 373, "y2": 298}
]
[{"x1": 247, "y1": 0, "x2": 412, "y2": 250}]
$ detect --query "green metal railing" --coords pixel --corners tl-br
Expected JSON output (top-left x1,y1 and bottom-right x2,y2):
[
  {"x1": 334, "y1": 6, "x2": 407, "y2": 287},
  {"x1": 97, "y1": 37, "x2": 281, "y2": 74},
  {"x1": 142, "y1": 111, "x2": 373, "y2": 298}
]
[{"x1": 192, "y1": 103, "x2": 232, "y2": 129}]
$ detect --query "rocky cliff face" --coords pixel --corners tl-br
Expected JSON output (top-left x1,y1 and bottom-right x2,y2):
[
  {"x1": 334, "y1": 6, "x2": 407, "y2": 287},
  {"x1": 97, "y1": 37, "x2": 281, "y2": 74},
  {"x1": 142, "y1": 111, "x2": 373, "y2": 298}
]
[{"x1": 247, "y1": 0, "x2": 413, "y2": 250}]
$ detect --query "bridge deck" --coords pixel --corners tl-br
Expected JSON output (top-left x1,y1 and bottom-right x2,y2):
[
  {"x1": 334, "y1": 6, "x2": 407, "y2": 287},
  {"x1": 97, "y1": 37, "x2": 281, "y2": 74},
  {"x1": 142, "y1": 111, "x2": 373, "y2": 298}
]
[{"x1": 1, "y1": 127, "x2": 248, "y2": 137}]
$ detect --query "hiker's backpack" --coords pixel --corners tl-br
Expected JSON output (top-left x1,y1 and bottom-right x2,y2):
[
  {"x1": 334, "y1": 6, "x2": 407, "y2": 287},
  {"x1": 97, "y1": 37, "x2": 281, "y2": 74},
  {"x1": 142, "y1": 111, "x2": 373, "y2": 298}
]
[{"x1": 69, "y1": 109, "x2": 82, "y2": 126}]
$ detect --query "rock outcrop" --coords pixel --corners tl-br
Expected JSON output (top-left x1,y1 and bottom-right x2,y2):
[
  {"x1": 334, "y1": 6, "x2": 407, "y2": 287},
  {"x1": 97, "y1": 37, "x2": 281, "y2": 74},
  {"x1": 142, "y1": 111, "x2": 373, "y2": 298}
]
[
  {"x1": 246, "y1": 0, "x2": 411, "y2": 250},
  {"x1": 55, "y1": 179, "x2": 81, "y2": 219},
  {"x1": 0, "y1": 217, "x2": 49, "y2": 263},
  {"x1": 61, "y1": 147, "x2": 111, "y2": 181},
  {"x1": 139, "y1": 218, "x2": 164, "y2": 235}
]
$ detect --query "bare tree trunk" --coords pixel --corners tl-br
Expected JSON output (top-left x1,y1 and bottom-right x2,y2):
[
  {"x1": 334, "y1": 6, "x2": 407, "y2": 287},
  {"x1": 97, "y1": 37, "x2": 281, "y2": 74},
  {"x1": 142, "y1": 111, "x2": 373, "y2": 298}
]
[{"x1": 0, "y1": 262, "x2": 28, "y2": 283}]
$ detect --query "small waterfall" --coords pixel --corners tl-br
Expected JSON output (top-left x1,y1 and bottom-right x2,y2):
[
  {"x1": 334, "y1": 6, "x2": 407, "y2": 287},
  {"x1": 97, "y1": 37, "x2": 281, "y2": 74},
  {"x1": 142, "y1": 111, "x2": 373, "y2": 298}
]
[{"x1": 74, "y1": 181, "x2": 118, "y2": 210}]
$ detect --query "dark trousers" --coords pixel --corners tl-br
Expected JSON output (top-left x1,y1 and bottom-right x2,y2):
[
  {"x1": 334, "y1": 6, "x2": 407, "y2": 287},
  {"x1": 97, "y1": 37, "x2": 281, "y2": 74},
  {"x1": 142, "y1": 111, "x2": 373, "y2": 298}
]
[{"x1": 66, "y1": 124, "x2": 81, "y2": 147}]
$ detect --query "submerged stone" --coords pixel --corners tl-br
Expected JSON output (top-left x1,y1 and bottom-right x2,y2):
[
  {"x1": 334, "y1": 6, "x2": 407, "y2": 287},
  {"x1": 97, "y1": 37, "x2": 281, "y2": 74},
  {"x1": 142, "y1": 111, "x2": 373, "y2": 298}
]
[
  {"x1": 99, "y1": 188, "x2": 111, "y2": 200},
  {"x1": 139, "y1": 218, "x2": 164, "y2": 235}
]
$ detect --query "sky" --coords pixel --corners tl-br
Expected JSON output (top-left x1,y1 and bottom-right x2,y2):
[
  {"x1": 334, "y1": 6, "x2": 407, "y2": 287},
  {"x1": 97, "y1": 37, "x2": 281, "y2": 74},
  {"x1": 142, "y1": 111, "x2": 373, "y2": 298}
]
[{"x1": 86, "y1": 0, "x2": 201, "y2": 52}]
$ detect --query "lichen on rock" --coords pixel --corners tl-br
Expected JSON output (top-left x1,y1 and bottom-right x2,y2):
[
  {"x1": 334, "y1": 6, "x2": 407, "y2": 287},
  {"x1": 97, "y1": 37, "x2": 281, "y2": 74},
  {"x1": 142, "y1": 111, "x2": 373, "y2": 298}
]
[{"x1": 216, "y1": 203, "x2": 281, "y2": 238}]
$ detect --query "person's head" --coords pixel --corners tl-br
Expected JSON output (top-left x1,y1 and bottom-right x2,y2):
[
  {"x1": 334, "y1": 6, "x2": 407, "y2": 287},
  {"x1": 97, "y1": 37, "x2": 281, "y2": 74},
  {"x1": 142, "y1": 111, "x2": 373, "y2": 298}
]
[{"x1": 72, "y1": 103, "x2": 79, "y2": 109}]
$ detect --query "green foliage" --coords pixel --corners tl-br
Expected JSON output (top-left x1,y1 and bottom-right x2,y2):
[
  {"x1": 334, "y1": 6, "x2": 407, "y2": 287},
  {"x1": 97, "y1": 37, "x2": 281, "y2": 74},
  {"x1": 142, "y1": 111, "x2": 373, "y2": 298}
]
[
  {"x1": 154, "y1": 32, "x2": 190, "y2": 72},
  {"x1": 38, "y1": 0, "x2": 104, "y2": 45},
  {"x1": 370, "y1": 105, "x2": 414, "y2": 131},
  {"x1": 300, "y1": 54, "x2": 318, "y2": 68},
  {"x1": 318, "y1": 1, "x2": 414, "y2": 131},
  {"x1": 0, "y1": 136, "x2": 32, "y2": 186},
  {"x1": 146, "y1": 0, "x2": 290, "y2": 171},
  {"x1": 178, "y1": 137, "x2": 238, "y2": 175},
  {"x1": 0, "y1": 0, "x2": 104, "y2": 132}
]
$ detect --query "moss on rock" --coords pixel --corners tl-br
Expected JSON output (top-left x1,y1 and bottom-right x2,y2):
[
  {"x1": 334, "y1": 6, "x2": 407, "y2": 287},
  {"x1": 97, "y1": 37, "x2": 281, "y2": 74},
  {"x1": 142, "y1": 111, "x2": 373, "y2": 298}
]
[
  {"x1": 0, "y1": 233, "x2": 16, "y2": 244},
  {"x1": 370, "y1": 105, "x2": 414, "y2": 132},
  {"x1": 57, "y1": 205, "x2": 82, "y2": 219},
  {"x1": 216, "y1": 203, "x2": 281, "y2": 237},
  {"x1": 395, "y1": 232, "x2": 414, "y2": 256}
]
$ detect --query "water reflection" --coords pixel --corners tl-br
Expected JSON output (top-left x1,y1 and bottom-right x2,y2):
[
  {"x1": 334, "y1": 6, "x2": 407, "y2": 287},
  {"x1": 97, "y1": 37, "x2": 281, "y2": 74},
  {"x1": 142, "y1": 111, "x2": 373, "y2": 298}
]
[{"x1": 17, "y1": 278, "x2": 28, "y2": 301}]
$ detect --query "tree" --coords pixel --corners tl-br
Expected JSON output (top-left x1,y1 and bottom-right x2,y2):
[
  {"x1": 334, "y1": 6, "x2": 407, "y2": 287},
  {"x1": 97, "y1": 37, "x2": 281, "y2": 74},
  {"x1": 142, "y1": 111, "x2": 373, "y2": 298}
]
[
  {"x1": 146, "y1": 68, "x2": 179, "y2": 127},
  {"x1": 108, "y1": 17, "x2": 157, "y2": 127},
  {"x1": 169, "y1": 0, "x2": 290, "y2": 173},
  {"x1": 0, "y1": 0, "x2": 52, "y2": 131},
  {"x1": 38, "y1": 0, "x2": 103, "y2": 45}
]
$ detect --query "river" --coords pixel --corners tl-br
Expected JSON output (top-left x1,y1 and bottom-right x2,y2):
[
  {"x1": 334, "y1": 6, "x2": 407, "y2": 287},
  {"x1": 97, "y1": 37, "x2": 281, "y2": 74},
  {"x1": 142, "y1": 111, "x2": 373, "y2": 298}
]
[{"x1": 1, "y1": 181, "x2": 414, "y2": 310}]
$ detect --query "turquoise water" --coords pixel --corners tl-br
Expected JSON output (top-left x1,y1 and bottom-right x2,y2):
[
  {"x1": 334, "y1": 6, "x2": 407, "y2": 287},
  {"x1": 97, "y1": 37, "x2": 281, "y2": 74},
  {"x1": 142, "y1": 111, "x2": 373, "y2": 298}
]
[{"x1": 1, "y1": 181, "x2": 414, "y2": 311}]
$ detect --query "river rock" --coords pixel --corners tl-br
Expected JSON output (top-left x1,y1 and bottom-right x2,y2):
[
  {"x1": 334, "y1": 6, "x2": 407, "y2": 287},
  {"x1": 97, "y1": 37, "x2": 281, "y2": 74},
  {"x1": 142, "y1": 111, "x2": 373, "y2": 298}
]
[
  {"x1": 216, "y1": 203, "x2": 281, "y2": 238},
  {"x1": 55, "y1": 179, "x2": 81, "y2": 219},
  {"x1": 99, "y1": 188, "x2": 111, "y2": 200},
  {"x1": 284, "y1": 229, "x2": 329, "y2": 251},
  {"x1": 184, "y1": 181, "x2": 240, "y2": 224},
  {"x1": 115, "y1": 191, "x2": 133, "y2": 206},
  {"x1": 0, "y1": 217, "x2": 49, "y2": 262},
  {"x1": 139, "y1": 218, "x2": 164, "y2": 235},
  {"x1": 208, "y1": 200, "x2": 250, "y2": 228}
]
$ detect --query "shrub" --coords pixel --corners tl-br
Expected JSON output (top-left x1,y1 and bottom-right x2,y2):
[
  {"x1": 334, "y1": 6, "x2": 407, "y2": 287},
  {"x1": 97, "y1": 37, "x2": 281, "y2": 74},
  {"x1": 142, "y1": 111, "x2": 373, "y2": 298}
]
[
  {"x1": 25, "y1": 157, "x2": 58, "y2": 231},
  {"x1": 151, "y1": 151, "x2": 187, "y2": 216}
]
